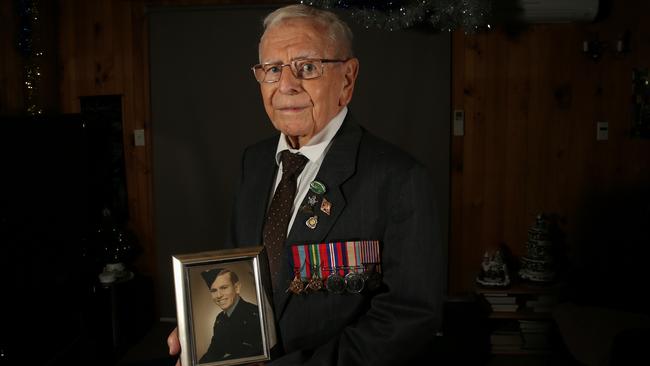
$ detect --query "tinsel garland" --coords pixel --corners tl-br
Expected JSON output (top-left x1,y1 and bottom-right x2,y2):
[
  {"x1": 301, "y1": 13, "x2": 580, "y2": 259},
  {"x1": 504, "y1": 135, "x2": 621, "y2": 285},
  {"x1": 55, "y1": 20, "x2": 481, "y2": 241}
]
[
  {"x1": 300, "y1": 0, "x2": 492, "y2": 33},
  {"x1": 16, "y1": 0, "x2": 43, "y2": 115}
]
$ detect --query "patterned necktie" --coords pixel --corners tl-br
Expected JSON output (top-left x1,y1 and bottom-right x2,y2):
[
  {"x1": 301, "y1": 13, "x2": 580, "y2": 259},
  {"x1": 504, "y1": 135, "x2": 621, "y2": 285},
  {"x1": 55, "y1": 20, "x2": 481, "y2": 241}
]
[{"x1": 263, "y1": 150, "x2": 309, "y2": 290}]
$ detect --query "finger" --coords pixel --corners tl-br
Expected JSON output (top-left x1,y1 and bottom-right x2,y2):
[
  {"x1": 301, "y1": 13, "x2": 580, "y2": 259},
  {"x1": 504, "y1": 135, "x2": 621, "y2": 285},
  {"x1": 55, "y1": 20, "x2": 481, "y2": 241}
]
[{"x1": 168, "y1": 327, "x2": 180, "y2": 355}]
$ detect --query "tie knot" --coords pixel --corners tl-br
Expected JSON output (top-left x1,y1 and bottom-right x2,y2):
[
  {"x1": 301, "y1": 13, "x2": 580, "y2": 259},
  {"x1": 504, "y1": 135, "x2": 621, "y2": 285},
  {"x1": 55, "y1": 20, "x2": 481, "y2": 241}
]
[{"x1": 280, "y1": 150, "x2": 308, "y2": 178}]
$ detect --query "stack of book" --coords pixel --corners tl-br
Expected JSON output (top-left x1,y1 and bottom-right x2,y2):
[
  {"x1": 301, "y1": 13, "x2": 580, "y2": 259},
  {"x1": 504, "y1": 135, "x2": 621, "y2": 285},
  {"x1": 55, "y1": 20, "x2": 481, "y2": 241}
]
[
  {"x1": 524, "y1": 294, "x2": 558, "y2": 313},
  {"x1": 490, "y1": 320, "x2": 523, "y2": 353},
  {"x1": 519, "y1": 320, "x2": 554, "y2": 351},
  {"x1": 483, "y1": 292, "x2": 520, "y2": 312}
]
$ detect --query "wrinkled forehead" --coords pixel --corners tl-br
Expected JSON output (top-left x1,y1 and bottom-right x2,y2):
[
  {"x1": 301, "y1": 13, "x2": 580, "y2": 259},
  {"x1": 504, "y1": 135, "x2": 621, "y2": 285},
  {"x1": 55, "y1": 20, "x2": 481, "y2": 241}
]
[{"x1": 259, "y1": 18, "x2": 337, "y2": 62}]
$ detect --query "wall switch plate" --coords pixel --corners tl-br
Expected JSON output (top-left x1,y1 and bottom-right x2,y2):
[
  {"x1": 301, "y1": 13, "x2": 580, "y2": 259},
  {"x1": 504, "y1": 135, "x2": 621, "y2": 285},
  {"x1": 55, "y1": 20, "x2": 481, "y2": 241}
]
[
  {"x1": 134, "y1": 129, "x2": 146, "y2": 146},
  {"x1": 453, "y1": 109, "x2": 465, "y2": 136},
  {"x1": 596, "y1": 121, "x2": 608, "y2": 141}
]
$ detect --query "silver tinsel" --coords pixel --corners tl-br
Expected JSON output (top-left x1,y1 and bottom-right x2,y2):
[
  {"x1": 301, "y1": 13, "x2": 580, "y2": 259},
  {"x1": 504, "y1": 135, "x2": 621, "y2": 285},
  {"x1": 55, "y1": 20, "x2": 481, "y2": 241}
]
[
  {"x1": 17, "y1": 0, "x2": 44, "y2": 115},
  {"x1": 300, "y1": 0, "x2": 491, "y2": 32},
  {"x1": 429, "y1": 0, "x2": 491, "y2": 33}
]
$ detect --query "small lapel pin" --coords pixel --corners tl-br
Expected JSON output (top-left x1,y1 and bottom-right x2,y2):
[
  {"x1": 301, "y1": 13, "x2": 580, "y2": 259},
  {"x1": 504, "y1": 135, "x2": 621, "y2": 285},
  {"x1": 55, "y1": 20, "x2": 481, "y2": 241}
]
[
  {"x1": 309, "y1": 180, "x2": 326, "y2": 195},
  {"x1": 306, "y1": 215, "x2": 318, "y2": 229},
  {"x1": 307, "y1": 195, "x2": 319, "y2": 206},
  {"x1": 320, "y1": 197, "x2": 331, "y2": 215}
]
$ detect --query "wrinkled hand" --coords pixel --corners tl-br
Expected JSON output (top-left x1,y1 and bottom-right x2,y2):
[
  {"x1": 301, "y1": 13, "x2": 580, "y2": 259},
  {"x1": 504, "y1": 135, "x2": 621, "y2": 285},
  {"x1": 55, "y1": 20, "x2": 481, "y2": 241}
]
[{"x1": 167, "y1": 327, "x2": 181, "y2": 366}]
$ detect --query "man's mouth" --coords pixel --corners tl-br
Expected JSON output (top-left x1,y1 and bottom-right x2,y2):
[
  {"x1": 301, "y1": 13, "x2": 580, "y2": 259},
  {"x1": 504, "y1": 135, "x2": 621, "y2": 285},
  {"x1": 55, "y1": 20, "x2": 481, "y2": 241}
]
[{"x1": 278, "y1": 106, "x2": 308, "y2": 112}]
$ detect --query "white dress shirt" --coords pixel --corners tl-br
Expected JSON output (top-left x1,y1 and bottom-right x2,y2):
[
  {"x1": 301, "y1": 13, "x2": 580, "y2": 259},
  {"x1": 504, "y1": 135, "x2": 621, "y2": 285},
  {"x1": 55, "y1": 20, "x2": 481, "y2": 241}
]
[{"x1": 271, "y1": 106, "x2": 347, "y2": 234}]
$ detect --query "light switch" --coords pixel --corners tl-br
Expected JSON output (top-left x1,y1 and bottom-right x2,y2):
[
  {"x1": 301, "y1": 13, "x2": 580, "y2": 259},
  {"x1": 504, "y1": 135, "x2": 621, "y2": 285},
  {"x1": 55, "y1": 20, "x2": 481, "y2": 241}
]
[
  {"x1": 596, "y1": 122, "x2": 608, "y2": 141},
  {"x1": 453, "y1": 109, "x2": 465, "y2": 136},
  {"x1": 134, "y1": 129, "x2": 146, "y2": 146}
]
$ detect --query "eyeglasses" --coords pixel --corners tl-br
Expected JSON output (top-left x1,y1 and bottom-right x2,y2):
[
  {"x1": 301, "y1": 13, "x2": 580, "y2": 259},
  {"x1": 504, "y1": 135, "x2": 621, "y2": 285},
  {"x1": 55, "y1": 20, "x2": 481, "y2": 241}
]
[{"x1": 251, "y1": 58, "x2": 348, "y2": 83}]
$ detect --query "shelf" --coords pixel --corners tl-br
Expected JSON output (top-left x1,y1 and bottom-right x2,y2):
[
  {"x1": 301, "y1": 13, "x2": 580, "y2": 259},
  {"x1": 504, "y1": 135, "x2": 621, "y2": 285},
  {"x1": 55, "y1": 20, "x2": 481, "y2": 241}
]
[
  {"x1": 490, "y1": 347, "x2": 553, "y2": 356},
  {"x1": 476, "y1": 281, "x2": 566, "y2": 295},
  {"x1": 489, "y1": 310, "x2": 553, "y2": 320}
]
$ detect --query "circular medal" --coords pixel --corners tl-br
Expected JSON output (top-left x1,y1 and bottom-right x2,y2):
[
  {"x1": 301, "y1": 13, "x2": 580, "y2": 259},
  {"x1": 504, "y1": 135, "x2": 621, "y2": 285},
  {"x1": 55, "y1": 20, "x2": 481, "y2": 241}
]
[
  {"x1": 363, "y1": 270, "x2": 382, "y2": 292},
  {"x1": 307, "y1": 275, "x2": 324, "y2": 292},
  {"x1": 345, "y1": 272, "x2": 365, "y2": 293},
  {"x1": 326, "y1": 272, "x2": 345, "y2": 294}
]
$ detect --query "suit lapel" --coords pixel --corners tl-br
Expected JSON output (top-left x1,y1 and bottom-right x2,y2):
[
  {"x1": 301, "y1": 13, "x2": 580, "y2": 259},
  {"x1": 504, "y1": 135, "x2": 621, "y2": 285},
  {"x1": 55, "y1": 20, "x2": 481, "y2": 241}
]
[
  {"x1": 286, "y1": 117, "x2": 361, "y2": 245},
  {"x1": 274, "y1": 116, "x2": 363, "y2": 320}
]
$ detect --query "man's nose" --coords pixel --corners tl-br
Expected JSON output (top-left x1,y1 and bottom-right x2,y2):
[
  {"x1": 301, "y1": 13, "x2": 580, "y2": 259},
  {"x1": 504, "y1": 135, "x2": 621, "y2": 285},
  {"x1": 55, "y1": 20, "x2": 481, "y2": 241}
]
[{"x1": 278, "y1": 65, "x2": 301, "y2": 94}]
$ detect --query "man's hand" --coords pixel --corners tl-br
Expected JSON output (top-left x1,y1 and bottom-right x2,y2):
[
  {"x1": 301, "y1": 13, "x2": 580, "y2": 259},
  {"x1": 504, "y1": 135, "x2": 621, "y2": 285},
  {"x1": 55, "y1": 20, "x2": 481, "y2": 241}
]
[{"x1": 168, "y1": 327, "x2": 181, "y2": 366}]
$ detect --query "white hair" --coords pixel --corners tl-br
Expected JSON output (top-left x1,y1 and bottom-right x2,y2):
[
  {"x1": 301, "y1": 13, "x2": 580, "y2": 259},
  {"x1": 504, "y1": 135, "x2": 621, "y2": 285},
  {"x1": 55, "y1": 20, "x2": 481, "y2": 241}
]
[{"x1": 260, "y1": 4, "x2": 354, "y2": 59}]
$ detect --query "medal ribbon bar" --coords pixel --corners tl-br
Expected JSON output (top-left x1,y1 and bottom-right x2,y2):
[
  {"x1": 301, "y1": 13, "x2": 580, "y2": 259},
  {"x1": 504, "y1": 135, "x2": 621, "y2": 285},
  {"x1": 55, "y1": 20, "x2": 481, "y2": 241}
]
[{"x1": 289, "y1": 240, "x2": 381, "y2": 281}]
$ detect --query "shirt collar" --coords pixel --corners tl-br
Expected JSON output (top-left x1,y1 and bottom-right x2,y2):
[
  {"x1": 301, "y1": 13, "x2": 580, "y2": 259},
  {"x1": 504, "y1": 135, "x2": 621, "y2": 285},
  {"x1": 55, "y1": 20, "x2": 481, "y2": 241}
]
[
  {"x1": 225, "y1": 296, "x2": 240, "y2": 317},
  {"x1": 274, "y1": 106, "x2": 347, "y2": 165}
]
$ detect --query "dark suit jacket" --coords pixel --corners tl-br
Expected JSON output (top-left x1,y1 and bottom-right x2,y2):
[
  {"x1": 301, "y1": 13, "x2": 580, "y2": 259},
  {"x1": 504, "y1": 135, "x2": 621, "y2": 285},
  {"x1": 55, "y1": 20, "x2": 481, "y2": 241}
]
[
  {"x1": 229, "y1": 115, "x2": 443, "y2": 365},
  {"x1": 199, "y1": 298, "x2": 262, "y2": 364}
]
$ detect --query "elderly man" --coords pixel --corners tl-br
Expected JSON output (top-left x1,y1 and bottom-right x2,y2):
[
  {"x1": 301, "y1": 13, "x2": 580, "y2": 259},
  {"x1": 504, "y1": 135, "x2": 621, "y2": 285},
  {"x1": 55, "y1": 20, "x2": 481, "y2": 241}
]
[
  {"x1": 199, "y1": 268, "x2": 262, "y2": 363},
  {"x1": 170, "y1": 4, "x2": 442, "y2": 365}
]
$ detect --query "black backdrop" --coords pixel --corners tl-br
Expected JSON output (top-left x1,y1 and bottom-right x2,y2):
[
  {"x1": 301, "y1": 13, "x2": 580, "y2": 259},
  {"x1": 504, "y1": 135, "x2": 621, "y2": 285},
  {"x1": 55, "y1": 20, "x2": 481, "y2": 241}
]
[
  {"x1": 149, "y1": 5, "x2": 451, "y2": 318},
  {"x1": 0, "y1": 112, "x2": 135, "y2": 364}
]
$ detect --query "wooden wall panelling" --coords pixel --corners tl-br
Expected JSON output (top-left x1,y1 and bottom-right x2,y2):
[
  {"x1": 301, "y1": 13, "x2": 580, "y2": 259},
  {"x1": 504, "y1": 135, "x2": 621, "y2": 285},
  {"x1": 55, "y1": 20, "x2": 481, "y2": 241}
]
[
  {"x1": 450, "y1": 0, "x2": 650, "y2": 295},
  {"x1": 0, "y1": 0, "x2": 24, "y2": 114},
  {"x1": 58, "y1": 0, "x2": 77, "y2": 112},
  {"x1": 525, "y1": 27, "x2": 549, "y2": 231},
  {"x1": 450, "y1": 32, "x2": 471, "y2": 293},
  {"x1": 125, "y1": 1, "x2": 156, "y2": 283},
  {"x1": 501, "y1": 29, "x2": 529, "y2": 266},
  {"x1": 58, "y1": 0, "x2": 156, "y2": 283},
  {"x1": 483, "y1": 29, "x2": 507, "y2": 252},
  {"x1": 60, "y1": 0, "x2": 124, "y2": 109},
  {"x1": 449, "y1": 29, "x2": 465, "y2": 293},
  {"x1": 57, "y1": 0, "x2": 291, "y2": 314},
  {"x1": 468, "y1": 32, "x2": 488, "y2": 288},
  {"x1": 453, "y1": 32, "x2": 486, "y2": 292}
]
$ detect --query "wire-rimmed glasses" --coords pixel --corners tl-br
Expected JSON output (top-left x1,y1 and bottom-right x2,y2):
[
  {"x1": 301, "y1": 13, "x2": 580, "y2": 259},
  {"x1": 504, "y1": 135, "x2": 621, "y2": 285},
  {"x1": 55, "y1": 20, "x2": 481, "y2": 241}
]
[{"x1": 251, "y1": 58, "x2": 348, "y2": 83}]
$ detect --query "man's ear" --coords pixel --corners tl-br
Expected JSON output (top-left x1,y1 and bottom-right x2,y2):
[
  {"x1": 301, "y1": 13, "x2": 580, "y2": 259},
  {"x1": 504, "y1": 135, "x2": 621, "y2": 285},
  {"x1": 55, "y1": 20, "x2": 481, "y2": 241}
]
[
  {"x1": 339, "y1": 58, "x2": 359, "y2": 106},
  {"x1": 234, "y1": 282, "x2": 241, "y2": 294}
]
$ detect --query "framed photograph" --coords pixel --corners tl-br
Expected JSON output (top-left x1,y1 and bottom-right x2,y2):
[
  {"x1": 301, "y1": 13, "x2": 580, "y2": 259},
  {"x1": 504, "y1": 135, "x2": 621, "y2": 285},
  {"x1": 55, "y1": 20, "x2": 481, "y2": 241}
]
[{"x1": 172, "y1": 246, "x2": 276, "y2": 366}]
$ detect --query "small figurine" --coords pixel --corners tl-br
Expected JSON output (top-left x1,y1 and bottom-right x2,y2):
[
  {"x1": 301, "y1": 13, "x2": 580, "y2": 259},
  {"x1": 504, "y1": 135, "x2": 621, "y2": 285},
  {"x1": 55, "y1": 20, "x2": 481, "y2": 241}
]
[{"x1": 476, "y1": 246, "x2": 511, "y2": 287}]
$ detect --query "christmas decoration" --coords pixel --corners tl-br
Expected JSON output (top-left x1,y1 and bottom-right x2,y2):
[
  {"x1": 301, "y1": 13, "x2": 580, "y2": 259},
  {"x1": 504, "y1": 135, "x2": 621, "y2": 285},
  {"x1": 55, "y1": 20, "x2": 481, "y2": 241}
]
[
  {"x1": 300, "y1": 0, "x2": 492, "y2": 33},
  {"x1": 16, "y1": 0, "x2": 43, "y2": 115},
  {"x1": 429, "y1": 0, "x2": 491, "y2": 32},
  {"x1": 476, "y1": 245, "x2": 512, "y2": 288},
  {"x1": 519, "y1": 214, "x2": 557, "y2": 283}
]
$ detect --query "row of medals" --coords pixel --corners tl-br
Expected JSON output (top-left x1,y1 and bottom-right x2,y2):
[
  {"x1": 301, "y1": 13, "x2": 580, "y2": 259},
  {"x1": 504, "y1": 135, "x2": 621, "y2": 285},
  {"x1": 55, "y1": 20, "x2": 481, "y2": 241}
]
[
  {"x1": 292, "y1": 181, "x2": 381, "y2": 294},
  {"x1": 287, "y1": 265, "x2": 382, "y2": 295}
]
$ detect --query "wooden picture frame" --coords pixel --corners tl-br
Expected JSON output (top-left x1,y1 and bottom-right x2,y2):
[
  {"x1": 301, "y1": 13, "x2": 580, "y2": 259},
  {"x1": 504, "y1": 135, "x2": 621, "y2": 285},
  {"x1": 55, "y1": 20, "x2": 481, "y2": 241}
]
[{"x1": 172, "y1": 246, "x2": 276, "y2": 366}]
